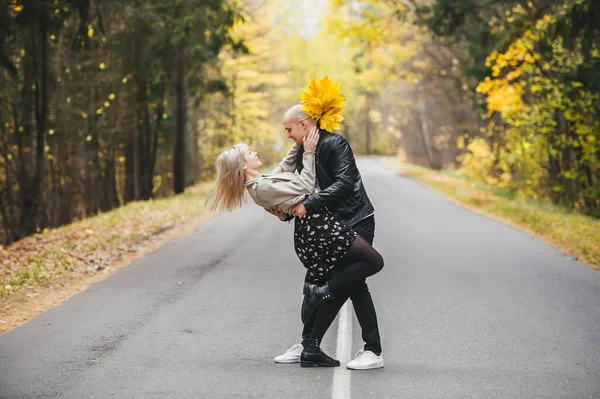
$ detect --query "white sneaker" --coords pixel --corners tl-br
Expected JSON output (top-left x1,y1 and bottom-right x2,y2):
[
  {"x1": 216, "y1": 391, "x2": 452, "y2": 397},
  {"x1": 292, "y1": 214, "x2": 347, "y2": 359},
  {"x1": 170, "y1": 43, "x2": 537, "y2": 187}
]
[
  {"x1": 346, "y1": 350, "x2": 384, "y2": 370},
  {"x1": 274, "y1": 343, "x2": 303, "y2": 364}
]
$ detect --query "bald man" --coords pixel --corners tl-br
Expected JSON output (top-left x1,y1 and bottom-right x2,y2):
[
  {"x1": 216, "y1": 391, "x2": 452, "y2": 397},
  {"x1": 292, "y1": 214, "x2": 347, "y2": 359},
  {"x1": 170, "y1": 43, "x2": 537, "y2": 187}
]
[{"x1": 269, "y1": 104, "x2": 384, "y2": 370}]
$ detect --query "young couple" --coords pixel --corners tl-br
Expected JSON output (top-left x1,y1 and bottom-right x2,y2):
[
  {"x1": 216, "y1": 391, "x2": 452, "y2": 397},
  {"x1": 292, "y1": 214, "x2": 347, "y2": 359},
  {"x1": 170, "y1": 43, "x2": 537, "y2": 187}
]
[{"x1": 211, "y1": 104, "x2": 384, "y2": 369}]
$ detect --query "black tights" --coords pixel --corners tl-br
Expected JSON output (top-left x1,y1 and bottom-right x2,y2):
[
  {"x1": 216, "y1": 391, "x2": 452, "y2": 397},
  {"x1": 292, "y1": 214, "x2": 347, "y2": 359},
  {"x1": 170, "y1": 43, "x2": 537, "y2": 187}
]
[
  {"x1": 327, "y1": 235, "x2": 384, "y2": 296},
  {"x1": 309, "y1": 235, "x2": 384, "y2": 345}
]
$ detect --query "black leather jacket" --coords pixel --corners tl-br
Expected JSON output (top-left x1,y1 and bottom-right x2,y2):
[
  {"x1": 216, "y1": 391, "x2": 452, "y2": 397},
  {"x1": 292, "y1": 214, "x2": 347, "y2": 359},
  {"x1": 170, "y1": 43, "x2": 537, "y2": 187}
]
[{"x1": 294, "y1": 130, "x2": 374, "y2": 227}]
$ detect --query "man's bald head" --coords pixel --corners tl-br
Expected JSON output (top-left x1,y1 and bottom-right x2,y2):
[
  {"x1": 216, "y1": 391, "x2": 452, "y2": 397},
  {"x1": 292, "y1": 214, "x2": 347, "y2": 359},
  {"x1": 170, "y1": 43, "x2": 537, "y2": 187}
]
[
  {"x1": 283, "y1": 104, "x2": 316, "y2": 145},
  {"x1": 283, "y1": 104, "x2": 314, "y2": 124}
]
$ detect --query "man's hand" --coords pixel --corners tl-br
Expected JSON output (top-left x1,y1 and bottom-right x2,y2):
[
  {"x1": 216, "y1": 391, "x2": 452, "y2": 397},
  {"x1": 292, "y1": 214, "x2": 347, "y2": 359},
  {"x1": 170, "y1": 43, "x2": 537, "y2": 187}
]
[
  {"x1": 291, "y1": 202, "x2": 307, "y2": 219},
  {"x1": 264, "y1": 207, "x2": 286, "y2": 219}
]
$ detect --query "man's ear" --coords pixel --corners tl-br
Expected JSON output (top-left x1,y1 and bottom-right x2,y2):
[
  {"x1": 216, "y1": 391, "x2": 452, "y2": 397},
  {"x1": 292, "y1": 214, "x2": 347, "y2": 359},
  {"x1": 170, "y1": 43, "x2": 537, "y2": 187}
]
[
  {"x1": 300, "y1": 120, "x2": 306, "y2": 130},
  {"x1": 243, "y1": 163, "x2": 247, "y2": 170}
]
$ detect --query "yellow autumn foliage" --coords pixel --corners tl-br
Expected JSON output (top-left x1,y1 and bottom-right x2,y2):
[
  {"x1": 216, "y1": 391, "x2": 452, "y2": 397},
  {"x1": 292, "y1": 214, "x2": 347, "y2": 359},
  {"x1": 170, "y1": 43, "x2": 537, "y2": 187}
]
[
  {"x1": 477, "y1": 78, "x2": 525, "y2": 116},
  {"x1": 299, "y1": 75, "x2": 345, "y2": 132},
  {"x1": 457, "y1": 138, "x2": 496, "y2": 184}
]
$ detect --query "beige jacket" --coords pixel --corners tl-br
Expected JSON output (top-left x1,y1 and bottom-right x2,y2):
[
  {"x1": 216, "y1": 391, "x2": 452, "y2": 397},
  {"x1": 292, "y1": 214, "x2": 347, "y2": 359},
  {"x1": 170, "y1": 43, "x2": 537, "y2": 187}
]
[{"x1": 244, "y1": 143, "x2": 316, "y2": 213}]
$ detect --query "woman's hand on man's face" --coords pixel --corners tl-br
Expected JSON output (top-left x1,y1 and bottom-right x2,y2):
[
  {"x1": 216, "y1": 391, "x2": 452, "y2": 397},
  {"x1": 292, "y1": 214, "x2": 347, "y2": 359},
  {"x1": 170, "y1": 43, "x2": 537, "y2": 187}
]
[{"x1": 303, "y1": 127, "x2": 319, "y2": 152}]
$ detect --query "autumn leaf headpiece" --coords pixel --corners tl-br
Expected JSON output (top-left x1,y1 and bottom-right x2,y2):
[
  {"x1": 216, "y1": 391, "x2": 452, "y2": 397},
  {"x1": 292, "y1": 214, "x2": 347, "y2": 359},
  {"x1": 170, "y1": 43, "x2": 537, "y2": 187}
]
[{"x1": 299, "y1": 75, "x2": 345, "y2": 132}]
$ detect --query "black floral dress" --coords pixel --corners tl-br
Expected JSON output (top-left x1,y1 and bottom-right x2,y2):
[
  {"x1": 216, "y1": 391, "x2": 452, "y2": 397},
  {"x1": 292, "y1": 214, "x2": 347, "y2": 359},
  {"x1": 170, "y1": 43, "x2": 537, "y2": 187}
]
[{"x1": 294, "y1": 209, "x2": 358, "y2": 283}]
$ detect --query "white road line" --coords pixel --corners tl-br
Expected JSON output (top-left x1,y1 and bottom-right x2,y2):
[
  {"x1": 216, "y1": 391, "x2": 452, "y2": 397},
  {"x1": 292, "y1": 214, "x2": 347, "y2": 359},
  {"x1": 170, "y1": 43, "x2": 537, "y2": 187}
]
[{"x1": 332, "y1": 301, "x2": 352, "y2": 399}]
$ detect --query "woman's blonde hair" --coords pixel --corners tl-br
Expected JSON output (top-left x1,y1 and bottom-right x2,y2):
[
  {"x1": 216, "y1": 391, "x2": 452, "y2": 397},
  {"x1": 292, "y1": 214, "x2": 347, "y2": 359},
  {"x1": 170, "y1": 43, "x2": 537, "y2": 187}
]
[{"x1": 208, "y1": 143, "x2": 249, "y2": 212}]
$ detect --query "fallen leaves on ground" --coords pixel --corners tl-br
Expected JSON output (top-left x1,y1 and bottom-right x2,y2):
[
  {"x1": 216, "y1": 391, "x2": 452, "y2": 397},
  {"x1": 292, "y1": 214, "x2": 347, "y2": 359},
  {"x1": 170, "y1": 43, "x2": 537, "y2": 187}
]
[{"x1": 0, "y1": 182, "x2": 216, "y2": 331}]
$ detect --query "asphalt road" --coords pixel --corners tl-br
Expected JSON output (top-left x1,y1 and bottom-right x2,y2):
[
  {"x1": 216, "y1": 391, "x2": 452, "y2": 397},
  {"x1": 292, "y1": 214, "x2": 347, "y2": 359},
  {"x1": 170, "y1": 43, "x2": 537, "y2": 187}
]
[{"x1": 1, "y1": 158, "x2": 599, "y2": 399}]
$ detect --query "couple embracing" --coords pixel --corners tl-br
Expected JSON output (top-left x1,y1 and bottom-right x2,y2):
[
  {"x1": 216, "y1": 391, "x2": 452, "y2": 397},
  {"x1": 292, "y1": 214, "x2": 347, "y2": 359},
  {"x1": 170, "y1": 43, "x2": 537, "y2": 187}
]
[{"x1": 210, "y1": 82, "x2": 385, "y2": 370}]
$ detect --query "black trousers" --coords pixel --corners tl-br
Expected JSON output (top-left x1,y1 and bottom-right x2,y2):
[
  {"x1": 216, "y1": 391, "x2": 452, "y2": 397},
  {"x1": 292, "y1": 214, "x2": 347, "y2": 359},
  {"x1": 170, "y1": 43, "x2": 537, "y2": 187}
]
[{"x1": 301, "y1": 215, "x2": 383, "y2": 355}]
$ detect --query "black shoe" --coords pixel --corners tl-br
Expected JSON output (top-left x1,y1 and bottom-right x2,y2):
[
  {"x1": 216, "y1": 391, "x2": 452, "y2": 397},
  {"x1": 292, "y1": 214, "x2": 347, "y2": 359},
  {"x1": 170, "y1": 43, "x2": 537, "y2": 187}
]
[
  {"x1": 300, "y1": 339, "x2": 340, "y2": 367},
  {"x1": 303, "y1": 282, "x2": 335, "y2": 302}
]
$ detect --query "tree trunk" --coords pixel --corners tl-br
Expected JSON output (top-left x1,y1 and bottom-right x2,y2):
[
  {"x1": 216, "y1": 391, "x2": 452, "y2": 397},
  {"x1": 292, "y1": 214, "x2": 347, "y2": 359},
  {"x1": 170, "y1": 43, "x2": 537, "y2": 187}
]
[
  {"x1": 84, "y1": 84, "x2": 101, "y2": 216},
  {"x1": 340, "y1": 119, "x2": 351, "y2": 144},
  {"x1": 101, "y1": 153, "x2": 120, "y2": 211},
  {"x1": 418, "y1": 88, "x2": 435, "y2": 169},
  {"x1": 0, "y1": 129, "x2": 16, "y2": 243},
  {"x1": 173, "y1": 44, "x2": 186, "y2": 194},
  {"x1": 20, "y1": 10, "x2": 49, "y2": 236},
  {"x1": 124, "y1": 33, "x2": 136, "y2": 203},
  {"x1": 148, "y1": 85, "x2": 165, "y2": 197},
  {"x1": 365, "y1": 95, "x2": 372, "y2": 155},
  {"x1": 133, "y1": 35, "x2": 144, "y2": 201},
  {"x1": 184, "y1": 108, "x2": 196, "y2": 188},
  {"x1": 100, "y1": 119, "x2": 120, "y2": 212}
]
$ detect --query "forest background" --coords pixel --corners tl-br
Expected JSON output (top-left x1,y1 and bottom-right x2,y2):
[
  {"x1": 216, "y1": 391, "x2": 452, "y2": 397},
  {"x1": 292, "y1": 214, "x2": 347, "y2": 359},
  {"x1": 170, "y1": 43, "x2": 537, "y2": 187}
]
[{"x1": 0, "y1": 0, "x2": 599, "y2": 325}]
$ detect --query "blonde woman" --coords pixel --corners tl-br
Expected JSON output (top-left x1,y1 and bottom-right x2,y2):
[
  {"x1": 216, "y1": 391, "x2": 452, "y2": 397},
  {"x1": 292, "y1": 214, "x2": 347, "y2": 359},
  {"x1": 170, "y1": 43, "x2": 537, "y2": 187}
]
[{"x1": 210, "y1": 128, "x2": 384, "y2": 367}]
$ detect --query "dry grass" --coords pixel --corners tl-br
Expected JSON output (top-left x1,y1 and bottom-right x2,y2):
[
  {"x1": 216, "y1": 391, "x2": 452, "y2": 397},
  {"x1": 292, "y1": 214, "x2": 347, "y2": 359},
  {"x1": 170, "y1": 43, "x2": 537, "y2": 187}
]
[
  {"x1": 379, "y1": 157, "x2": 600, "y2": 270},
  {"x1": 0, "y1": 181, "x2": 218, "y2": 332}
]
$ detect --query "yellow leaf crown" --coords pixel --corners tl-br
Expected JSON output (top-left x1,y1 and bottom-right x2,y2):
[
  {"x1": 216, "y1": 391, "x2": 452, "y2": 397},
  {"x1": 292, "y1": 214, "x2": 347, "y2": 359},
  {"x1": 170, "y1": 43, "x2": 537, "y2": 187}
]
[{"x1": 299, "y1": 75, "x2": 345, "y2": 132}]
